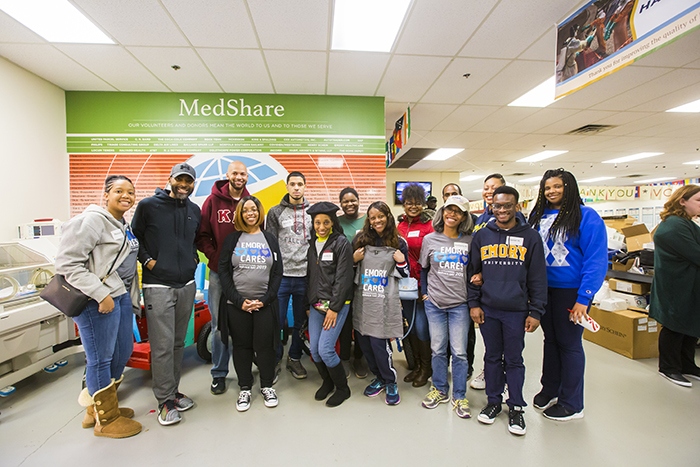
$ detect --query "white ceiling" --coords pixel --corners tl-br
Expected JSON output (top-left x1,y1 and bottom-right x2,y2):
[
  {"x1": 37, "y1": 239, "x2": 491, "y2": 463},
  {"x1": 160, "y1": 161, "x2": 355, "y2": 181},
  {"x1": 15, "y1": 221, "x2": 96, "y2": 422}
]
[{"x1": 1, "y1": 0, "x2": 699, "y2": 193}]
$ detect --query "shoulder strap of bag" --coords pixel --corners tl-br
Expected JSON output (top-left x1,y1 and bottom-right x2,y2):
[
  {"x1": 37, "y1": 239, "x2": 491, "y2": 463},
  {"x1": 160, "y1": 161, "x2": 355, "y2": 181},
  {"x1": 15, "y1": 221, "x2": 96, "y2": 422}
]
[{"x1": 101, "y1": 233, "x2": 128, "y2": 284}]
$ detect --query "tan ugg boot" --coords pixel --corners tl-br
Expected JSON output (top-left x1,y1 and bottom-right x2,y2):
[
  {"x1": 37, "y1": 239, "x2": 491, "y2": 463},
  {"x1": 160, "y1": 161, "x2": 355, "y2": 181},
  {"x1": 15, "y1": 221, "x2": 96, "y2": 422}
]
[
  {"x1": 80, "y1": 375, "x2": 134, "y2": 429},
  {"x1": 88, "y1": 380, "x2": 142, "y2": 438}
]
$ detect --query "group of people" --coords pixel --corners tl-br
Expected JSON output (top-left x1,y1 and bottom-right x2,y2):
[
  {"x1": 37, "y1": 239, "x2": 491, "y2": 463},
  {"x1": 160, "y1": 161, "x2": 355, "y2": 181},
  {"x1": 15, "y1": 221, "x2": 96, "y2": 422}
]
[{"x1": 55, "y1": 158, "x2": 700, "y2": 439}]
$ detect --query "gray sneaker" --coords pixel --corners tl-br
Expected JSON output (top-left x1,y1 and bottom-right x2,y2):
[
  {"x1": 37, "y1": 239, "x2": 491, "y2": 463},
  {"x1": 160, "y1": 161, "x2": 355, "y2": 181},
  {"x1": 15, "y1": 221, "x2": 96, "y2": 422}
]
[
  {"x1": 286, "y1": 357, "x2": 307, "y2": 379},
  {"x1": 174, "y1": 392, "x2": 194, "y2": 412},
  {"x1": 352, "y1": 357, "x2": 368, "y2": 379},
  {"x1": 470, "y1": 370, "x2": 485, "y2": 390},
  {"x1": 158, "y1": 400, "x2": 181, "y2": 426},
  {"x1": 452, "y1": 398, "x2": 471, "y2": 419},
  {"x1": 422, "y1": 386, "x2": 449, "y2": 409},
  {"x1": 341, "y1": 360, "x2": 351, "y2": 378}
]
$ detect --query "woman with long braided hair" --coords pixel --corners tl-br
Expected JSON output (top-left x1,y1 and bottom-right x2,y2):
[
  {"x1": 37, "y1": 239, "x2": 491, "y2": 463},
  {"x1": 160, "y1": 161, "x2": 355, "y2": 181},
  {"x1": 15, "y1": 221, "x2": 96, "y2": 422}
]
[{"x1": 528, "y1": 169, "x2": 607, "y2": 421}]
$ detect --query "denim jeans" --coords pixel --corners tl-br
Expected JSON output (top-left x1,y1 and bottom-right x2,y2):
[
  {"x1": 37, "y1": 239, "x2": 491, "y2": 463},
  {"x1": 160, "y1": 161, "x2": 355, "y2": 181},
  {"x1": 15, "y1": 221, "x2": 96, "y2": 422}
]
[
  {"x1": 424, "y1": 299, "x2": 470, "y2": 400},
  {"x1": 207, "y1": 271, "x2": 230, "y2": 378},
  {"x1": 73, "y1": 293, "x2": 134, "y2": 395},
  {"x1": 277, "y1": 275, "x2": 306, "y2": 361},
  {"x1": 401, "y1": 298, "x2": 429, "y2": 341},
  {"x1": 308, "y1": 303, "x2": 349, "y2": 368}
]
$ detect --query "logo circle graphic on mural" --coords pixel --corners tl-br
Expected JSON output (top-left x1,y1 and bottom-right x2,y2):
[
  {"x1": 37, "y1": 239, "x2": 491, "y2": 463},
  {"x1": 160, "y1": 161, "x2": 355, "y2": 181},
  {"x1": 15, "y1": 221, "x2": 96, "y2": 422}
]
[{"x1": 184, "y1": 153, "x2": 289, "y2": 208}]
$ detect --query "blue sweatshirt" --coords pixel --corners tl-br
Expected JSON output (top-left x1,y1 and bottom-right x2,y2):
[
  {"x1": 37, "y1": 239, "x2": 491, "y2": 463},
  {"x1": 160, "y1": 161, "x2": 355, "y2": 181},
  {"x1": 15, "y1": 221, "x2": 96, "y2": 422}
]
[
  {"x1": 536, "y1": 206, "x2": 608, "y2": 306},
  {"x1": 467, "y1": 217, "x2": 548, "y2": 320},
  {"x1": 473, "y1": 206, "x2": 527, "y2": 234}
]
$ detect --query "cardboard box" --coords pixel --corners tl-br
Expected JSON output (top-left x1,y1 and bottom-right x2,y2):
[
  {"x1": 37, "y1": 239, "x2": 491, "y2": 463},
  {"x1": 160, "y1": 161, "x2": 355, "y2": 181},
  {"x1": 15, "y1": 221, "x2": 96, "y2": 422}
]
[
  {"x1": 611, "y1": 258, "x2": 633, "y2": 271},
  {"x1": 584, "y1": 306, "x2": 659, "y2": 359},
  {"x1": 608, "y1": 278, "x2": 651, "y2": 295},
  {"x1": 603, "y1": 215, "x2": 636, "y2": 233},
  {"x1": 621, "y1": 224, "x2": 652, "y2": 252}
]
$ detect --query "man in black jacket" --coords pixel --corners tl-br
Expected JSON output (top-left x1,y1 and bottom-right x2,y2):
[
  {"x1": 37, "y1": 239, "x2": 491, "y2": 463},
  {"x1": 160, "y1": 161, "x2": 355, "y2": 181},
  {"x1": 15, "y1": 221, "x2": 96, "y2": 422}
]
[{"x1": 132, "y1": 162, "x2": 201, "y2": 427}]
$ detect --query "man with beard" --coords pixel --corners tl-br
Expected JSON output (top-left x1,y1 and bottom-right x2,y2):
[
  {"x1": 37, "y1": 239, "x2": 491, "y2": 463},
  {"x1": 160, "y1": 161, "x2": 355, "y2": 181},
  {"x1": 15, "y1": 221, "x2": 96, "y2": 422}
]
[
  {"x1": 132, "y1": 162, "x2": 201, "y2": 426},
  {"x1": 196, "y1": 161, "x2": 250, "y2": 395},
  {"x1": 266, "y1": 171, "x2": 311, "y2": 380}
]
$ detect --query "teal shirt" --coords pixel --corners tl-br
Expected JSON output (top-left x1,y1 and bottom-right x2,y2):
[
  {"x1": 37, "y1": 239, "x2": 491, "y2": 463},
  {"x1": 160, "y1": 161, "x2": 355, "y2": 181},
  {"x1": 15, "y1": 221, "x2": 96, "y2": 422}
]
[{"x1": 338, "y1": 214, "x2": 366, "y2": 245}]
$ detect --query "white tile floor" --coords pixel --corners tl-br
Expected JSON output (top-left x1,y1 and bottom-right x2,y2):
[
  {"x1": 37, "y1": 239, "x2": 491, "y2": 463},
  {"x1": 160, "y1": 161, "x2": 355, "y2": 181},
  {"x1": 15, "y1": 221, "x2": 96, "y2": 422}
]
[{"x1": 1, "y1": 329, "x2": 699, "y2": 467}]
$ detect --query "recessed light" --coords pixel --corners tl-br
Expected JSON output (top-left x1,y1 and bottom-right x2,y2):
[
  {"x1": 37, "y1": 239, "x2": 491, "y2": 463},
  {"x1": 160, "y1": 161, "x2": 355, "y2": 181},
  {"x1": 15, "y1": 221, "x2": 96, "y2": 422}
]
[
  {"x1": 424, "y1": 148, "x2": 464, "y2": 161},
  {"x1": 634, "y1": 177, "x2": 675, "y2": 184},
  {"x1": 683, "y1": 160, "x2": 700, "y2": 165},
  {"x1": 0, "y1": 0, "x2": 113, "y2": 44},
  {"x1": 667, "y1": 98, "x2": 700, "y2": 113},
  {"x1": 459, "y1": 175, "x2": 484, "y2": 182},
  {"x1": 518, "y1": 176, "x2": 542, "y2": 183},
  {"x1": 331, "y1": 0, "x2": 410, "y2": 52},
  {"x1": 603, "y1": 152, "x2": 663, "y2": 163},
  {"x1": 508, "y1": 76, "x2": 557, "y2": 108},
  {"x1": 579, "y1": 177, "x2": 616, "y2": 183},
  {"x1": 517, "y1": 150, "x2": 568, "y2": 163}
]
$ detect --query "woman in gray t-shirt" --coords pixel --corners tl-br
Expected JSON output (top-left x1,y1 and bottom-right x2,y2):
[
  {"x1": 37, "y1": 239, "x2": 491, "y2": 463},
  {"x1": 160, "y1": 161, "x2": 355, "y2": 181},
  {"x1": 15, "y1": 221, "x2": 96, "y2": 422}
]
[
  {"x1": 418, "y1": 195, "x2": 474, "y2": 419},
  {"x1": 218, "y1": 196, "x2": 283, "y2": 412}
]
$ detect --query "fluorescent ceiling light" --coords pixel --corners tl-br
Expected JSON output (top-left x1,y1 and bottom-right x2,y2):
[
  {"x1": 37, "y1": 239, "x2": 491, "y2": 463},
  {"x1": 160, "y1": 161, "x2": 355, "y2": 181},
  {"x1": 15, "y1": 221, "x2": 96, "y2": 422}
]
[
  {"x1": 0, "y1": 0, "x2": 113, "y2": 43},
  {"x1": 459, "y1": 174, "x2": 484, "y2": 182},
  {"x1": 603, "y1": 152, "x2": 663, "y2": 163},
  {"x1": 579, "y1": 177, "x2": 616, "y2": 183},
  {"x1": 508, "y1": 76, "x2": 556, "y2": 107},
  {"x1": 667, "y1": 98, "x2": 700, "y2": 113},
  {"x1": 517, "y1": 150, "x2": 568, "y2": 163},
  {"x1": 332, "y1": 0, "x2": 410, "y2": 52},
  {"x1": 518, "y1": 176, "x2": 542, "y2": 183},
  {"x1": 424, "y1": 148, "x2": 464, "y2": 161},
  {"x1": 634, "y1": 177, "x2": 675, "y2": 184},
  {"x1": 683, "y1": 160, "x2": 700, "y2": 165}
]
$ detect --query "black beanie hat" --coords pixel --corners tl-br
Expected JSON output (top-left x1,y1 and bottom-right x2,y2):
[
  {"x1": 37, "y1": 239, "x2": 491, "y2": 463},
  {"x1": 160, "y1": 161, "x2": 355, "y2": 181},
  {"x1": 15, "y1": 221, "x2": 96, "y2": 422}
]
[{"x1": 307, "y1": 202, "x2": 340, "y2": 218}]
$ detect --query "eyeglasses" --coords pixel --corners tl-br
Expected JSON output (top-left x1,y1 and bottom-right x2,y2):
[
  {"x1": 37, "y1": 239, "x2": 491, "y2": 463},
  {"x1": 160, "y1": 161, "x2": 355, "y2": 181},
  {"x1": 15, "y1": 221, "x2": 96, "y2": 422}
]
[{"x1": 492, "y1": 203, "x2": 515, "y2": 211}]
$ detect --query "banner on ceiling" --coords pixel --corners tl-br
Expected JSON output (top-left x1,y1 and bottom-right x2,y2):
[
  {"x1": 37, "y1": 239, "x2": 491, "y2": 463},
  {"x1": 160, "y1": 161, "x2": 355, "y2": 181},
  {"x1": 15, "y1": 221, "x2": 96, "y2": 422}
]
[
  {"x1": 555, "y1": 0, "x2": 700, "y2": 99},
  {"x1": 386, "y1": 107, "x2": 411, "y2": 167}
]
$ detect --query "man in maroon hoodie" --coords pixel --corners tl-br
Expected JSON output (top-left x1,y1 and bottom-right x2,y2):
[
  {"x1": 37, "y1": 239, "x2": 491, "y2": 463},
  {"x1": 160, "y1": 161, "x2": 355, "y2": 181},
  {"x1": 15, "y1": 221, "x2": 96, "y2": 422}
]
[{"x1": 196, "y1": 161, "x2": 250, "y2": 395}]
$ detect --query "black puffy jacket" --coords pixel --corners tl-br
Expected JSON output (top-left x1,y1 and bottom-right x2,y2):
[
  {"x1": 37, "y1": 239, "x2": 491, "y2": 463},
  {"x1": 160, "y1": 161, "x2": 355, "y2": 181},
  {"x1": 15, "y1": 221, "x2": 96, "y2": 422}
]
[{"x1": 305, "y1": 232, "x2": 354, "y2": 313}]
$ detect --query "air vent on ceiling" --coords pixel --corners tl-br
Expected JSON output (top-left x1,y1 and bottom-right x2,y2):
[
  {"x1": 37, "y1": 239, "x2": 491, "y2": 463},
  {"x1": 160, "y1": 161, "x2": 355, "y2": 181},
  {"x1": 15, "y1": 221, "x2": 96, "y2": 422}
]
[
  {"x1": 508, "y1": 173, "x2": 528, "y2": 177},
  {"x1": 565, "y1": 124, "x2": 617, "y2": 135},
  {"x1": 622, "y1": 174, "x2": 645, "y2": 178}
]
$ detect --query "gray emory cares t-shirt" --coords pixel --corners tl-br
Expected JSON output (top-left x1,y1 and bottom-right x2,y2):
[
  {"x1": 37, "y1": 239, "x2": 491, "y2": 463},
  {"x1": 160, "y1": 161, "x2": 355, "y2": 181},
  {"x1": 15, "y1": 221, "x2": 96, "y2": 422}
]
[
  {"x1": 230, "y1": 231, "x2": 273, "y2": 300},
  {"x1": 419, "y1": 232, "x2": 471, "y2": 309}
]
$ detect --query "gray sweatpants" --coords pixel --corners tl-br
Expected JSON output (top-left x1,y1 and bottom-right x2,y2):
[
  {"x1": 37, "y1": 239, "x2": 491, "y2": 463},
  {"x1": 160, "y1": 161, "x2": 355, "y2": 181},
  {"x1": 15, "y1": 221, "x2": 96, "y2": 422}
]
[{"x1": 143, "y1": 282, "x2": 196, "y2": 405}]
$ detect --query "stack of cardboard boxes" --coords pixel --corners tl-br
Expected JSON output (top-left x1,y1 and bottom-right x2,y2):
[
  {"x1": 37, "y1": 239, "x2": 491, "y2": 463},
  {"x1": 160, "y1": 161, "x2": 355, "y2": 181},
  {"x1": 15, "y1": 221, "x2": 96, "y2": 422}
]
[{"x1": 585, "y1": 216, "x2": 659, "y2": 359}]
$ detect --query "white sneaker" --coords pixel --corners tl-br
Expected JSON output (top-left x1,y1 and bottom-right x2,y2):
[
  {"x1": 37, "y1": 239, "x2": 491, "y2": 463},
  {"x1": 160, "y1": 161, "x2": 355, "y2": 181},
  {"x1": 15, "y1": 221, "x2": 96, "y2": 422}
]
[
  {"x1": 261, "y1": 387, "x2": 278, "y2": 408},
  {"x1": 237, "y1": 389, "x2": 251, "y2": 412},
  {"x1": 503, "y1": 384, "x2": 509, "y2": 402},
  {"x1": 470, "y1": 370, "x2": 485, "y2": 390}
]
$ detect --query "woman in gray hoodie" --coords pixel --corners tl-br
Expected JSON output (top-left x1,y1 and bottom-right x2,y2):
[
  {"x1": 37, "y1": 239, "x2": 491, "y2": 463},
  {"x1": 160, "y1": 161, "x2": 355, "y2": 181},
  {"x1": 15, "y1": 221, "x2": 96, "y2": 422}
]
[{"x1": 55, "y1": 175, "x2": 142, "y2": 439}]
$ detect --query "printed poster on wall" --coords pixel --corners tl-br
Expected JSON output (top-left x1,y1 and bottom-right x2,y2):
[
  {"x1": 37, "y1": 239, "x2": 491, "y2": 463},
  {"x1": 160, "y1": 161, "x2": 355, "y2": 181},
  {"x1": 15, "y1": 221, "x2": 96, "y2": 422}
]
[
  {"x1": 65, "y1": 92, "x2": 386, "y2": 218},
  {"x1": 555, "y1": 0, "x2": 700, "y2": 98}
]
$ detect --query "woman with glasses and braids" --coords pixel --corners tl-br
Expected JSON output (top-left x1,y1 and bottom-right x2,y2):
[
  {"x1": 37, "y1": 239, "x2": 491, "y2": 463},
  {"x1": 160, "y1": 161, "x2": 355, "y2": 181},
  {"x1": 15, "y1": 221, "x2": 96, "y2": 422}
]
[
  {"x1": 397, "y1": 184, "x2": 434, "y2": 388},
  {"x1": 528, "y1": 169, "x2": 607, "y2": 421}
]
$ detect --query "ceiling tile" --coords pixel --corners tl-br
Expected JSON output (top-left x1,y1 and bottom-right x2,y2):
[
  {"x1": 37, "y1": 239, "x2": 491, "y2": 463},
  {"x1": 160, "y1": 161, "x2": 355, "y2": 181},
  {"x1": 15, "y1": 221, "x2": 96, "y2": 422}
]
[
  {"x1": 395, "y1": 0, "x2": 498, "y2": 56},
  {"x1": 437, "y1": 105, "x2": 499, "y2": 132},
  {"x1": 448, "y1": 132, "x2": 498, "y2": 149},
  {"x1": 198, "y1": 48, "x2": 273, "y2": 93},
  {"x1": 0, "y1": 44, "x2": 113, "y2": 90},
  {"x1": 629, "y1": 30, "x2": 700, "y2": 68},
  {"x1": 518, "y1": 29, "x2": 556, "y2": 61},
  {"x1": 126, "y1": 46, "x2": 221, "y2": 92},
  {"x1": 465, "y1": 60, "x2": 551, "y2": 106},
  {"x1": 73, "y1": 0, "x2": 188, "y2": 46},
  {"x1": 377, "y1": 55, "x2": 452, "y2": 102},
  {"x1": 468, "y1": 107, "x2": 540, "y2": 133},
  {"x1": 420, "y1": 131, "x2": 463, "y2": 146},
  {"x1": 162, "y1": 0, "x2": 258, "y2": 48},
  {"x1": 459, "y1": 0, "x2": 575, "y2": 59},
  {"x1": 629, "y1": 82, "x2": 700, "y2": 112},
  {"x1": 264, "y1": 50, "x2": 326, "y2": 94},
  {"x1": 54, "y1": 44, "x2": 167, "y2": 91},
  {"x1": 507, "y1": 108, "x2": 579, "y2": 134},
  {"x1": 535, "y1": 109, "x2": 618, "y2": 135},
  {"x1": 469, "y1": 132, "x2": 523, "y2": 149},
  {"x1": 421, "y1": 58, "x2": 511, "y2": 104},
  {"x1": 409, "y1": 103, "x2": 458, "y2": 131},
  {"x1": 0, "y1": 11, "x2": 45, "y2": 43},
  {"x1": 327, "y1": 52, "x2": 390, "y2": 96},
  {"x1": 248, "y1": 0, "x2": 328, "y2": 50}
]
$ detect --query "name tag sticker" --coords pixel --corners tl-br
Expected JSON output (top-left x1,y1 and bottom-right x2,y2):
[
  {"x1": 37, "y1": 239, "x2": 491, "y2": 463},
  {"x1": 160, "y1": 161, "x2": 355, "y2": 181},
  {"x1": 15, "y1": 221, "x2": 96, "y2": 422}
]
[
  {"x1": 507, "y1": 236, "x2": 524, "y2": 246},
  {"x1": 111, "y1": 230, "x2": 124, "y2": 241},
  {"x1": 454, "y1": 242, "x2": 470, "y2": 252},
  {"x1": 322, "y1": 252, "x2": 333, "y2": 261},
  {"x1": 408, "y1": 230, "x2": 420, "y2": 238}
]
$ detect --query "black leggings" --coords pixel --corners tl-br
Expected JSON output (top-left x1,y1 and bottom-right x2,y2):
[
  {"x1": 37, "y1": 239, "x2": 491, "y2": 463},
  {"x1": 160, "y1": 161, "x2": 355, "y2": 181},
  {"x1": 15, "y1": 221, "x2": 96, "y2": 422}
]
[{"x1": 227, "y1": 304, "x2": 277, "y2": 389}]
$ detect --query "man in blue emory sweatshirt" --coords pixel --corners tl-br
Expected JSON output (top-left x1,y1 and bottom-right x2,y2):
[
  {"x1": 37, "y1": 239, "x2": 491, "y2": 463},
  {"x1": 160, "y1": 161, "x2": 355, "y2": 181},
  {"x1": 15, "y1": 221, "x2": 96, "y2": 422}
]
[
  {"x1": 468, "y1": 186, "x2": 547, "y2": 436},
  {"x1": 131, "y1": 163, "x2": 201, "y2": 426}
]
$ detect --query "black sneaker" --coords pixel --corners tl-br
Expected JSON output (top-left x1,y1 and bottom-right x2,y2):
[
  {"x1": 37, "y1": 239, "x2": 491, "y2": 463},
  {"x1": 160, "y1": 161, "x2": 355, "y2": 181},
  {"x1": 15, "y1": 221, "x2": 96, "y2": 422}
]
[
  {"x1": 682, "y1": 367, "x2": 700, "y2": 381},
  {"x1": 477, "y1": 403, "x2": 502, "y2": 425},
  {"x1": 543, "y1": 403, "x2": 584, "y2": 421},
  {"x1": 508, "y1": 406, "x2": 526, "y2": 435},
  {"x1": 659, "y1": 370, "x2": 692, "y2": 387},
  {"x1": 211, "y1": 377, "x2": 226, "y2": 395},
  {"x1": 533, "y1": 391, "x2": 558, "y2": 410}
]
